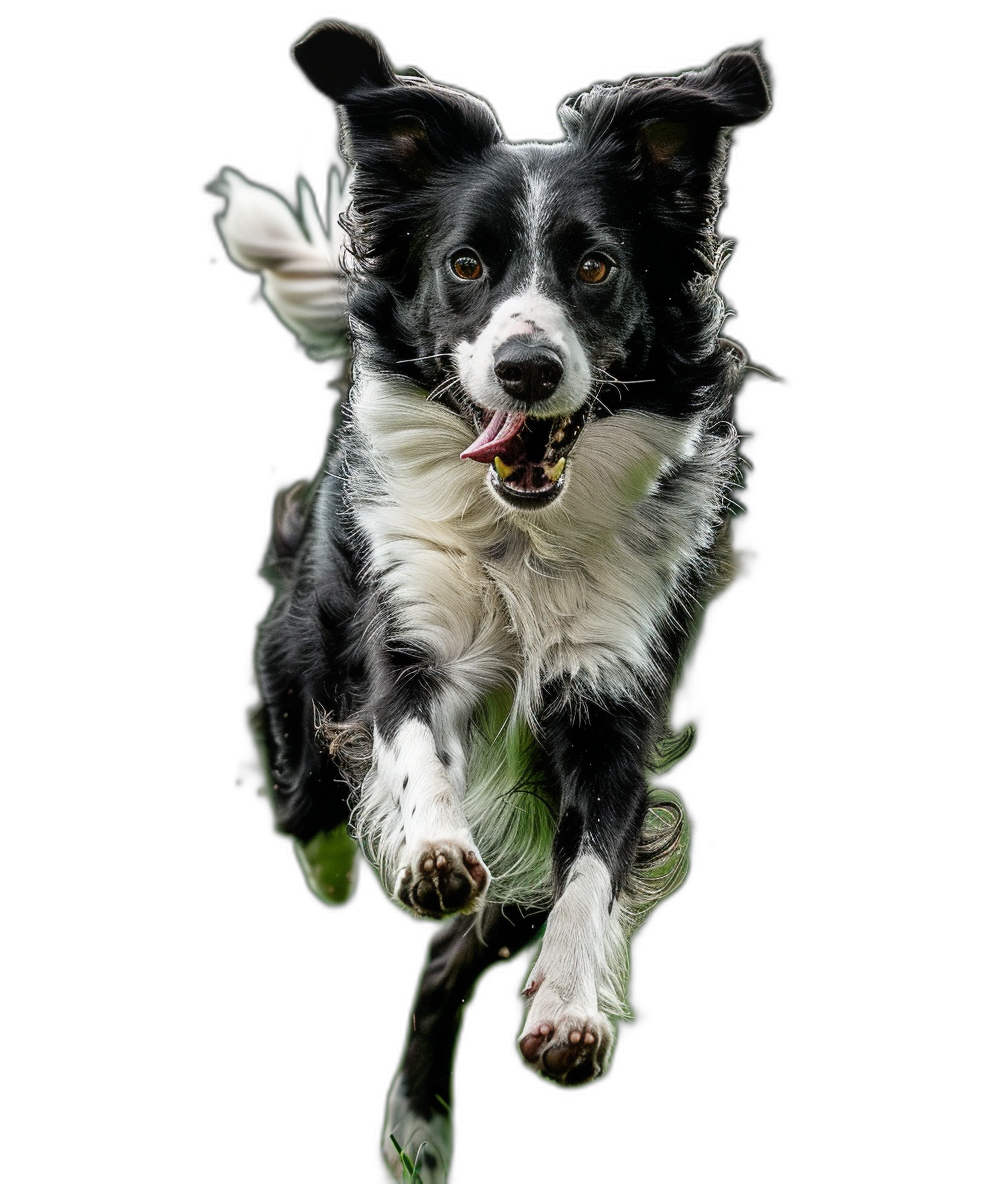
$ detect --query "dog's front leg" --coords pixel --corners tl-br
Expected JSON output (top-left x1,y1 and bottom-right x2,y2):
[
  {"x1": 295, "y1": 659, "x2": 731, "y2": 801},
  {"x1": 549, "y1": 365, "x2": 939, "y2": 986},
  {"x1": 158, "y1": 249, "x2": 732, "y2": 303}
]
[
  {"x1": 519, "y1": 695, "x2": 653, "y2": 1084},
  {"x1": 373, "y1": 714, "x2": 489, "y2": 918}
]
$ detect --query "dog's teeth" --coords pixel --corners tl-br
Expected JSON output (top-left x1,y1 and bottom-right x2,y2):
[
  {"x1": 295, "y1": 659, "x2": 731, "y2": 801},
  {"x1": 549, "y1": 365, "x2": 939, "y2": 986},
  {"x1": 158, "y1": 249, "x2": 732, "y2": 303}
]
[
  {"x1": 543, "y1": 457, "x2": 566, "y2": 482},
  {"x1": 493, "y1": 456, "x2": 517, "y2": 479}
]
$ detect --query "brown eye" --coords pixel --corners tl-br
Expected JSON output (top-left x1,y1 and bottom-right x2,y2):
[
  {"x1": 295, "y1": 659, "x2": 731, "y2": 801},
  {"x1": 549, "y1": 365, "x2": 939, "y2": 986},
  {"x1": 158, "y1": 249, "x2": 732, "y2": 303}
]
[
  {"x1": 578, "y1": 255, "x2": 610, "y2": 284},
  {"x1": 450, "y1": 252, "x2": 483, "y2": 281}
]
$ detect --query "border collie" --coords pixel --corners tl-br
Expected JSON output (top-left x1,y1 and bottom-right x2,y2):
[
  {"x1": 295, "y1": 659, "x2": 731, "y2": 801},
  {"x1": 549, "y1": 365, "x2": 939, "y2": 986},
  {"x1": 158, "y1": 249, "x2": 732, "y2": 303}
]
[{"x1": 213, "y1": 21, "x2": 770, "y2": 1182}]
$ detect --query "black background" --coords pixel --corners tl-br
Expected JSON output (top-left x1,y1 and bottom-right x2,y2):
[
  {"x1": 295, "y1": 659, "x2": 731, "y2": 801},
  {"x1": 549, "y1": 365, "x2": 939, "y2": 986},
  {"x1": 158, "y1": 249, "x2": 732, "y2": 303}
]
[{"x1": 175, "y1": 11, "x2": 843, "y2": 1184}]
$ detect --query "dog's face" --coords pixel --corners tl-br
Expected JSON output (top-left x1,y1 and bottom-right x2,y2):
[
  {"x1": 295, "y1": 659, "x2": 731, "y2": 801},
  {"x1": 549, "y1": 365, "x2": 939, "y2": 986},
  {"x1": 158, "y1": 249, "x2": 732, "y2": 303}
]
[
  {"x1": 408, "y1": 141, "x2": 654, "y2": 506},
  {"x1": 294, "y1": 23, "x2": 769, "y2": 509}
]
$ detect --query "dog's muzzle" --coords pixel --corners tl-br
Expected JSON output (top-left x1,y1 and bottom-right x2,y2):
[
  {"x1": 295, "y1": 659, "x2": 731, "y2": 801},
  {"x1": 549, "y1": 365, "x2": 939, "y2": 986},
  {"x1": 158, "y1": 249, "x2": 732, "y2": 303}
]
[{"x1": 457, "y1": 324, "x2": 591, "y2": 508}]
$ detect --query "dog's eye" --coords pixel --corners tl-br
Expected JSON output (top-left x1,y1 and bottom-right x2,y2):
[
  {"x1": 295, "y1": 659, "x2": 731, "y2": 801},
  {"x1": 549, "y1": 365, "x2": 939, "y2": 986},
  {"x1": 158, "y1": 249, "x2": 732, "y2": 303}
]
[
  {"x1": 450, "y1": 252, "x2": 483, "y2": 281},
  {"x1": 577, "y1": 255, "x2": 611, "y2": 284}
]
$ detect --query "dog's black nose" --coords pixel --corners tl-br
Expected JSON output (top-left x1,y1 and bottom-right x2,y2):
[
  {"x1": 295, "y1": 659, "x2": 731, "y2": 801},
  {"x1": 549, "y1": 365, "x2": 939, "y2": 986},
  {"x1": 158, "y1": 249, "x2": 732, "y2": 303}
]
[{"x1": 493, "y1": 338, "x2": 564, "y2": 402}]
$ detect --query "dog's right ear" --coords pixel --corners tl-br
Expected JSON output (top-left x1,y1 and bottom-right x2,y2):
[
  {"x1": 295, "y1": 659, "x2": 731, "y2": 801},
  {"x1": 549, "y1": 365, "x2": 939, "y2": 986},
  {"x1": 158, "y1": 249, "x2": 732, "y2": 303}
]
[
  {"x1": 293, "y1": 21, "x2": 396, "y2": 101},
  {"x1": 293, "y1": 22, "x2": 501, "y2": 183}
]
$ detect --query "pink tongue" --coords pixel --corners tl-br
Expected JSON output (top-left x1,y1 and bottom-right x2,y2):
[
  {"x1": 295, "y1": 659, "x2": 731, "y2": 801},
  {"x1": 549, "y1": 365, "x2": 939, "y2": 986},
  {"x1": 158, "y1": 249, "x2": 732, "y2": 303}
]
[{"x1": 460, "y1": 410, "x2": 526, "y2": 463}]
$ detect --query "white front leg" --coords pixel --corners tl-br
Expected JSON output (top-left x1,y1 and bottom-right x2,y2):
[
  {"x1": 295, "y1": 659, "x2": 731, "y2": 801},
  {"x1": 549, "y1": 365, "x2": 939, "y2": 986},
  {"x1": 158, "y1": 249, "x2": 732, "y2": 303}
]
[
  {"x1": 518, "y1": 853, "x2": 627, "y2": 1084},
  {"x1": 354, "y1": 716, "x2": 489, "y2": 918}
]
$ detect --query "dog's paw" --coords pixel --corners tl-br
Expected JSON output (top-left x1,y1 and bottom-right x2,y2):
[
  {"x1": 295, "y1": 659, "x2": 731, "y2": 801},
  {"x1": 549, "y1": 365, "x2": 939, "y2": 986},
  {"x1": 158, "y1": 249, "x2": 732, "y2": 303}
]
[
  {"x1": 394, "y1": 842, "x2": 489, "y2": 918},
  {"x1": 518, "y1": 990, "x2": 614, "y2": 1086},
  {"x1": 383, "y1": 1073, "x2": 451, "y2": 1184}
]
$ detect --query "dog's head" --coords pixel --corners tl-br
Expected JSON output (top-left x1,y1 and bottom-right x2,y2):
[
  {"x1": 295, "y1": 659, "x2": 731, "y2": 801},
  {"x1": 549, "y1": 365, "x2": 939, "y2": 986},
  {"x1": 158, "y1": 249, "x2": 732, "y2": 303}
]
[{"x1": 295, "y1": 22, "x2": 770, "y2": 509}]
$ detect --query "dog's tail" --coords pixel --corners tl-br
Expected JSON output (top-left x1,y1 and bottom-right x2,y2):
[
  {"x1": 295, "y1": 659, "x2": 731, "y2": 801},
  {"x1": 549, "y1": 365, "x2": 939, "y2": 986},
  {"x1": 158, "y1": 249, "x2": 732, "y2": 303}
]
[{"x1": 208, "y1": 167, "x2": 350, "y2": 361}]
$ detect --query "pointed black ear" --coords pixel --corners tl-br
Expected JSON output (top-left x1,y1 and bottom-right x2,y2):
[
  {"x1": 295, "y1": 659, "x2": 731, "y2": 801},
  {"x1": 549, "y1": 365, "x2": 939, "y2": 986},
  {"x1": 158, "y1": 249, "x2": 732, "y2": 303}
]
[
  {"x1": 563, "y1": 48, "x2": 767, "y2": 215},
  {"x1": 292, "y1": 21, "x2": 396, "y2": 102},
  {"x1": 291, "y1": 21, "x2": 501, "y2": 183},
  {"x1": 559, "y1": 49, "x2": 772, "y2": 155},
  {"x1": 669, "y1": 47, "x2": 771, "y2": 127}
]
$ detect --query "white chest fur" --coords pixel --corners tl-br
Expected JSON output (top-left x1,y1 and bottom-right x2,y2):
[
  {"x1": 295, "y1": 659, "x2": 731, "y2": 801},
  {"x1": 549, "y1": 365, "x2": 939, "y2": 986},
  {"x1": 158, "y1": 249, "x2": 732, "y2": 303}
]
[{"x1": 351, "y1": 375, "x2": 729, "y2": 711}]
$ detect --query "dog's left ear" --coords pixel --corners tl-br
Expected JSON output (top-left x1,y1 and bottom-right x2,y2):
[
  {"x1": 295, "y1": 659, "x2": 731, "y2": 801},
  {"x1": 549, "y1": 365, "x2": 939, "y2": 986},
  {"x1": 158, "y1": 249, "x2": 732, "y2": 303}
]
[
  {"x1": 561, "y1": 46, "x2": 770, "y2": 183},
  {"x1": 653, "y1": 46, "x2": 770, "y2": 125}
]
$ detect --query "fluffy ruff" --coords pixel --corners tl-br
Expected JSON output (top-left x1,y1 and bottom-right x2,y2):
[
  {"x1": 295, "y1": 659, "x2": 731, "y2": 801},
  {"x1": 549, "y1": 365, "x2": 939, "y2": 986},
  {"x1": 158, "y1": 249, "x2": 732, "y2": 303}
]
[{"x1": 214, "y1": 20, "x2": 769, "y2": 1183}]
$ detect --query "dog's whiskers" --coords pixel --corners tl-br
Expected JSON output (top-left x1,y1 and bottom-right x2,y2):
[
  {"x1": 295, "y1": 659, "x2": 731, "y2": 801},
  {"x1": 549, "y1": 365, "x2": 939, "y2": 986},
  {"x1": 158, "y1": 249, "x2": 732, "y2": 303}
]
[
  {"x1": 592, "y1": 365, "x2": 656, "y2": 388},
  {"x1": 397, "y1": 352, "x2": 455, "y2": 365},
  {"x1": 427, "y1": 375, "x2": 463, "y2": 404},
  {"x1": 587, "y1": 384, "x2": 616, "y2": 417},
  {"x1": 587, "y1": 363, "x2": 660, "y2": 416}
]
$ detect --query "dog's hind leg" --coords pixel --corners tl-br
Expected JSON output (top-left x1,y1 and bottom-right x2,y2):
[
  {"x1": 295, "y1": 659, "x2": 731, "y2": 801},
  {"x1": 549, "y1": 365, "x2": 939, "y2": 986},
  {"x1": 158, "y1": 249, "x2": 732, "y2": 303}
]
[
  {"x1": 255, "y1": 481, "x2": 364, "y2": 845},
  {"x1": 383, "y1": 904, "x2": 547, "y2": 1183},
  {"x1": 256, "y1": 599, "x2": 352, "y2": 843}
]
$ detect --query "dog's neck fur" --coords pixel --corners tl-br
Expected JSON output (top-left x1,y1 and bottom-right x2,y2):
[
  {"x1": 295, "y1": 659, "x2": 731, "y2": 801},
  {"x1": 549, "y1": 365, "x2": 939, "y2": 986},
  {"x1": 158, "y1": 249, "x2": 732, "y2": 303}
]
[{"x1": 349, "y1": 371, "x2": 734, "y2": 716}]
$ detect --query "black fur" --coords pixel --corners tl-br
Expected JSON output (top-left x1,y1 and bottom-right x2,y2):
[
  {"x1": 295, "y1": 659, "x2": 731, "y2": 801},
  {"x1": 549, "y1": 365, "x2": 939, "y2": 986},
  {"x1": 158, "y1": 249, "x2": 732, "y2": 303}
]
[{"x1": 242, "y1": 21, "x2": 771, "y2": 1180}]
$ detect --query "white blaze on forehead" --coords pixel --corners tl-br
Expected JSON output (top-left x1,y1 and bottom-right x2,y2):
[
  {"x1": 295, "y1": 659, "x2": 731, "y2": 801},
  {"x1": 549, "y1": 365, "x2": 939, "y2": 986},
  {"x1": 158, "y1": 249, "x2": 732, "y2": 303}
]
[
  {"x1": 520, "y1": 164, "x2": 554, "y2": 281},
  {"x1": 453, "y1": 161, "x2": 596, "y2": 416},
  {"x1": 490, "y1": 292, "x2": 576, "y2": 348}
]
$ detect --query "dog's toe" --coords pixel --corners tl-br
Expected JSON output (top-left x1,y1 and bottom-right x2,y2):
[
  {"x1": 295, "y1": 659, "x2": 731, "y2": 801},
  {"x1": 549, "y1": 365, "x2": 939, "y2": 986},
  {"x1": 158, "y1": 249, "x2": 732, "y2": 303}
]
[
  {"x1": 519, "y1": 1022, "x2": 553, "y2": 1063},
  {"x1": 440, "y1": 869, "x2": 471, "y2": 911},
  {"x1": 462, "y1": 849, "x2": 487, "y2": 888},
  {"x1": 412, "y1": 875, "x2": 441, "y2": 913}
]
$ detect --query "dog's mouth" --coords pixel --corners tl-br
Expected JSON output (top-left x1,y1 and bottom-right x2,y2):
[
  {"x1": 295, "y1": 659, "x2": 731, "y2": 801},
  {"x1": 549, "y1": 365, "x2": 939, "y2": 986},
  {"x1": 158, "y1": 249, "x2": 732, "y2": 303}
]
[{"x1": 459, "y1": 407, "x2": 588, "y2": 505}]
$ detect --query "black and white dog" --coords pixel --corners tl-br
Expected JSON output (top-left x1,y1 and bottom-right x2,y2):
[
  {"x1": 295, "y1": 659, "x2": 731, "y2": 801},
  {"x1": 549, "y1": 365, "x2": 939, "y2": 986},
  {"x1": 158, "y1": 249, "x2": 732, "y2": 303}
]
[{"x1": 214, "y1": 21, "x2": 769, "y2": 1181}]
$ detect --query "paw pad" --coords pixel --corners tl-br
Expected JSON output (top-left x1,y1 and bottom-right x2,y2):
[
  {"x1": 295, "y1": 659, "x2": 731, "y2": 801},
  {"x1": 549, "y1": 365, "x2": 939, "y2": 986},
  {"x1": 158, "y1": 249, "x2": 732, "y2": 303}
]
[
  {"x1": 519, "y1": 1013, "x2": 612, "y2": 1086},
  {"x1": 396, "y1": 844, "x2": 489, "y2": 918}
]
